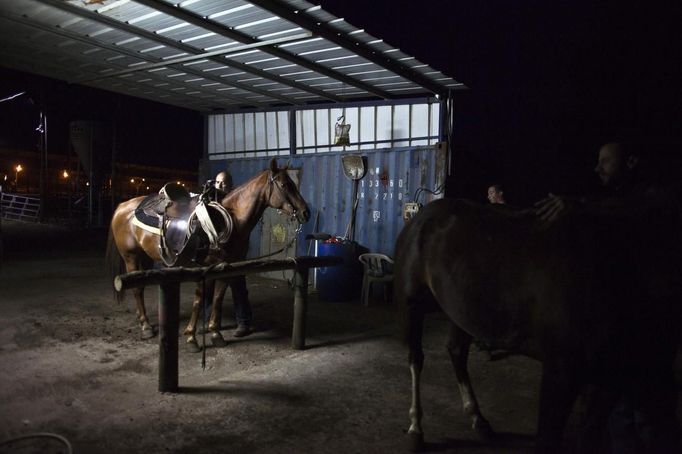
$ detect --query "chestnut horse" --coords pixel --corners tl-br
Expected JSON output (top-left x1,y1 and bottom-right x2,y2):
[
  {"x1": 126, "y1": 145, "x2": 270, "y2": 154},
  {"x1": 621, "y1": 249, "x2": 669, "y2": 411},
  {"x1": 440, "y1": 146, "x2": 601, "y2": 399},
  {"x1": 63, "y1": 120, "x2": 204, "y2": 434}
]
[{"x1": 106, "y1": 158, "x2": 310, "y2": 349}]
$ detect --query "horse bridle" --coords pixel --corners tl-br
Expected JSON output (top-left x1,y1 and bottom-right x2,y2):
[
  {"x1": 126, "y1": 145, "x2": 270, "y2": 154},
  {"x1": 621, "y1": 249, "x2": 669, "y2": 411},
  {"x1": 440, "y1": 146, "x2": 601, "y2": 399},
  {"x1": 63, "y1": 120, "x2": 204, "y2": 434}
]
[
  {"x1": 243, "y1": 171, "x2": 302, "y2": 262},
  {"x1": 268, "y1": 170, "x2": 302, "y2": 221}
]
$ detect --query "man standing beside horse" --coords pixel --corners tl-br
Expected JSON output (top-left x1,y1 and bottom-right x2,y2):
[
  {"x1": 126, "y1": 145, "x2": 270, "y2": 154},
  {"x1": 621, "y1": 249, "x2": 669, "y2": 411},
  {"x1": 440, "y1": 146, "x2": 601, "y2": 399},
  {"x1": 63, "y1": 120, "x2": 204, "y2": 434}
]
[
  {"x1": 536, "y1": 142, "x2": 681, "y2": 453},
  {"x1": 208, "y1": 170, "x2": 252, "y2": 339}
]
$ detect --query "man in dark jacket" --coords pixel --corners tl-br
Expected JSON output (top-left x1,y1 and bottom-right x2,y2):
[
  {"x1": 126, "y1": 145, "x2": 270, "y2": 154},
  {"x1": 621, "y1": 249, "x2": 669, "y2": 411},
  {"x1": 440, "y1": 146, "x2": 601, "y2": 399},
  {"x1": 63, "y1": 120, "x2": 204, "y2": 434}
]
[{"x1": 536, "y1": 142, "x2": 681, "y2": 453}]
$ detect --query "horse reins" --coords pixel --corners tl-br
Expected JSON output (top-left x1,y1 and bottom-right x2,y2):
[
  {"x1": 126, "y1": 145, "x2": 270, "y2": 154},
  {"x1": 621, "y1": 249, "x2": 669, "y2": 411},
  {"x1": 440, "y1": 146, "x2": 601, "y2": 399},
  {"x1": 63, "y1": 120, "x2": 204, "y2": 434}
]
[{"x1": 268, "y1": 171, "x2": 304, "y2": 221}]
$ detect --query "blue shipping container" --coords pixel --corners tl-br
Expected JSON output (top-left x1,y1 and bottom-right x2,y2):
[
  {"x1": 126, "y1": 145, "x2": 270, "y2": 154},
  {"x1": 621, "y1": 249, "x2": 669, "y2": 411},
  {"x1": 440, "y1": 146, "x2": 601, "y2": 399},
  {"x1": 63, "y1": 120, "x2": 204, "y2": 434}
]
[{"x1": 205, "y1": 143, "x2": 447, "y2": 259}]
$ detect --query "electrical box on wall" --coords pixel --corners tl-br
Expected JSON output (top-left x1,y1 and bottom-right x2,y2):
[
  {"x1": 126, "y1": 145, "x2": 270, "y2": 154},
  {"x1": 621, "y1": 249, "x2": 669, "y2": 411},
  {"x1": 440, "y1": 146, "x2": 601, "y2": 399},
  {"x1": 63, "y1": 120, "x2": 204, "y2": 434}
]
[{"x1": 403, "y1": 202, "x2": 421, "y2": 221}]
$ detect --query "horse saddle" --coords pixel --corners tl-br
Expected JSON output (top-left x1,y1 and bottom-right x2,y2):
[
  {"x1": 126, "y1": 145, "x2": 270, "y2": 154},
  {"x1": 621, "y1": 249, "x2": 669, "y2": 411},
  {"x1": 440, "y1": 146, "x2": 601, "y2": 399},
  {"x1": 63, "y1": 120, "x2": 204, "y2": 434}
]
[{"x1": 133, "y1": 183, "x2": 233, "y2": 267}]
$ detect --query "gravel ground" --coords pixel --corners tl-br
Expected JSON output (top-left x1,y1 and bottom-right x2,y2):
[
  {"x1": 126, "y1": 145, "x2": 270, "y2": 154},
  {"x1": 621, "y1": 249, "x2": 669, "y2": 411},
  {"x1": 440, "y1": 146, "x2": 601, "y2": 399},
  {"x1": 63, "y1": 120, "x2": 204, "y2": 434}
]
[{"x1": 0, "y1": 220, "x2": 679, "y2": 454}]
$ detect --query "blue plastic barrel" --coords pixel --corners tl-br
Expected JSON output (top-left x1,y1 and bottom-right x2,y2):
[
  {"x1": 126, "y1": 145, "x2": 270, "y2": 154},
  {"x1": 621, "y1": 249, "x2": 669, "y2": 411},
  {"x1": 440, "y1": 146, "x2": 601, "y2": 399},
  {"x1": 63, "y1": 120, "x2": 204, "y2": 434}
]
[{"x1": 316, "y1": 240, "x2": 365, "y2": 302}]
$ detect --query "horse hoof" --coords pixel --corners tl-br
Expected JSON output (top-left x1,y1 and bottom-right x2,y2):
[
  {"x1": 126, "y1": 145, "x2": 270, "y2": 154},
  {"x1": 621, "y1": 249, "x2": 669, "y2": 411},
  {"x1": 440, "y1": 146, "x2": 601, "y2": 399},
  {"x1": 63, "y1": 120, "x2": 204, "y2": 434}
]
[
  {"x1": 473, "y1": 416, "x2": 494, "y2": 440},
  {"x1": 407, "y1": 432, "x2": 424, "y2": 452},
  {"x1": 185, "y1": 338, "x2": 201, "y2": 353},
  {"x1": 211, "y1": 332, "x2": 227, "y2": 348},
  {"x1": 140, "y1": 327, "x2": 156, "y2": 340}
]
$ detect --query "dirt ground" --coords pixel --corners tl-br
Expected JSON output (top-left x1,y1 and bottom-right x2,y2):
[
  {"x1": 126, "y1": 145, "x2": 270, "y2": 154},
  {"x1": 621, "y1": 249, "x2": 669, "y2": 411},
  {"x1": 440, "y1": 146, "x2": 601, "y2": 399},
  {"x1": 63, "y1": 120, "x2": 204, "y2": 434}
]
[{"x1": 0, "y1": 219, "x2": 680, "y2": 454}]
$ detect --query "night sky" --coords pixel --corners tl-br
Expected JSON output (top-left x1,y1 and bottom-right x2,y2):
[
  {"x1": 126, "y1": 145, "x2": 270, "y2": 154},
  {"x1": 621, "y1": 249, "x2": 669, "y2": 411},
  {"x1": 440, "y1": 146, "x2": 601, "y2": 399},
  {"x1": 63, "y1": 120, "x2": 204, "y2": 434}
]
[
  {"x1": 0, "y1": 67, "x2": 204, "y2": 170},
  {"x1": 1, "y1": 1, "x2": 681, "y2": 205},
  {"x1": 320, "y1": 0, "x2": 682, "y2": 203}
]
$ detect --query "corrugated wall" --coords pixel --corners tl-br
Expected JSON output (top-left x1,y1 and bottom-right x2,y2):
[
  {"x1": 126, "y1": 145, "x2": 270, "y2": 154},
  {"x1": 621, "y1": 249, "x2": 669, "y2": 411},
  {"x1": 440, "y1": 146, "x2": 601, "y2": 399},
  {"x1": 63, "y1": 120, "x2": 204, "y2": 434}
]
[{"x1": 206, "y1": 144, "x2": 447, "y2": 258}]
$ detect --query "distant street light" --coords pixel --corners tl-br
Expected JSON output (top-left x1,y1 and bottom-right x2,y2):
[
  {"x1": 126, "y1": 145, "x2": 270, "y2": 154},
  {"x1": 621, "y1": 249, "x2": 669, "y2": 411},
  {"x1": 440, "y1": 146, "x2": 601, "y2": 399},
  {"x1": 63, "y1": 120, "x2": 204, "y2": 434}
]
[
  {"x1": 15, "y1": 164, "x2": 23, "y2": 186},
  {"x1": 62, "y1": 170, "x2": 69, "y2": 178}
]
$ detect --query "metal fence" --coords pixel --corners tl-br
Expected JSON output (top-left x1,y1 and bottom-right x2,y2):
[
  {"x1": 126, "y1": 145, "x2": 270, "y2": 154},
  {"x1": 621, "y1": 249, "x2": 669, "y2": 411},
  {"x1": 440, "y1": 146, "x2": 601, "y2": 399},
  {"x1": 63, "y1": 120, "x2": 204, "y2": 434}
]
[{"x1": 0, "y1": 192, "x2": 41, "y2": 222}]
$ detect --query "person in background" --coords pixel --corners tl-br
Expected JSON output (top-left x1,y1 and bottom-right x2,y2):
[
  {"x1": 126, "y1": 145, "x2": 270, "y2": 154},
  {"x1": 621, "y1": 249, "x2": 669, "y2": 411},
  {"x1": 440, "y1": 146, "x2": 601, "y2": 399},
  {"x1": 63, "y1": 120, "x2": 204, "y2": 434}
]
[{"x1": 487, "y1": 184, "x2": 506, "y2": 204}]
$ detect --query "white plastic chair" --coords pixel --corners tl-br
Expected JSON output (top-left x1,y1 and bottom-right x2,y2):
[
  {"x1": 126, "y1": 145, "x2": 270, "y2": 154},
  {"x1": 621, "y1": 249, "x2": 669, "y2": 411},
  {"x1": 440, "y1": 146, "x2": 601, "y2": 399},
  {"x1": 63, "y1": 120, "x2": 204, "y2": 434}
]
[{"x1": 358, "y1": 253, "x2": 394, "y2": 306}]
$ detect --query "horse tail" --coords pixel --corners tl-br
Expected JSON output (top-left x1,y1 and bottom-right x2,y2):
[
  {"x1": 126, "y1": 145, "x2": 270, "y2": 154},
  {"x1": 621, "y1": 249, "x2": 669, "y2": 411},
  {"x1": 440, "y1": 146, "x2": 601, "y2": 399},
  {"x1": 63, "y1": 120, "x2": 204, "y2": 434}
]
[
  {"x1": 394, "y1": 211, "x2": 439, "y2": 347},
  {"x1": 105, "y1": 225, "x2": 126, "y2": 304},
  {"x1": 394, "y1": 237, "x2": 422, "y2": 347}
]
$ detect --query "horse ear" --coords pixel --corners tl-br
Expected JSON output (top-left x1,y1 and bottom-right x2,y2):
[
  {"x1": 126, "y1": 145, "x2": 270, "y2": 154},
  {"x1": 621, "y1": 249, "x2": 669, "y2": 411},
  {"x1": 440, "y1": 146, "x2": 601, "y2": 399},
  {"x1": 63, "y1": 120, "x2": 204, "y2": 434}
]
[
  {"x1": 269, "y1": 157, "x2": 278, "y2": 172},
  {"x1": 284, "y1": 159, "x2": 291, "y2": 169}
]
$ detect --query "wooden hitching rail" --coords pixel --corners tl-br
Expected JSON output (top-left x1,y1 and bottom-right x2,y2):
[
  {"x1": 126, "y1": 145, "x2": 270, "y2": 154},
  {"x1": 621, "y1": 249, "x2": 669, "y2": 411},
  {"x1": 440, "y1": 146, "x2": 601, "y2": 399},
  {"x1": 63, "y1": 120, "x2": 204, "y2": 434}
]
[{"x1": 115, "y1": 255, "x2": 342, "y2": 393}]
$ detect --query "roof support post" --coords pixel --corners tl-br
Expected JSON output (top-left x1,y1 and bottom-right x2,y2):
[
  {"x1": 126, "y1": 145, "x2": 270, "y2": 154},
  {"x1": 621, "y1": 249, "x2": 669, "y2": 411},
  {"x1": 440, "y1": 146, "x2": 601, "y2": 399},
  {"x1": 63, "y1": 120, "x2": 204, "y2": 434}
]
[{"x1": 289, "y1": 108, "x2": 297, "y2": 155}]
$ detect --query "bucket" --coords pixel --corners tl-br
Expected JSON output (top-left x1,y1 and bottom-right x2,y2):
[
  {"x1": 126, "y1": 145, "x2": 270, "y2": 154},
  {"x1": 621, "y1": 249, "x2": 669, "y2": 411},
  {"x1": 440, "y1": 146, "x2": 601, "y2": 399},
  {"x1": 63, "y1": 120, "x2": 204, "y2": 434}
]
[{"x1": 316, "y1": 239, "x2": 366, "y2": 302}]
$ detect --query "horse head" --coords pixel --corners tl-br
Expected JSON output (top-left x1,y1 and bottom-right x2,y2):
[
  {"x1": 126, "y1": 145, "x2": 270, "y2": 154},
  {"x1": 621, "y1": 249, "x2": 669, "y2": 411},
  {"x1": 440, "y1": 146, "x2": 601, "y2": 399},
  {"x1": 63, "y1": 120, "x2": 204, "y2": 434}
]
[{"x1": 267, "y1": 158, "x2": 310, "y2": 224}]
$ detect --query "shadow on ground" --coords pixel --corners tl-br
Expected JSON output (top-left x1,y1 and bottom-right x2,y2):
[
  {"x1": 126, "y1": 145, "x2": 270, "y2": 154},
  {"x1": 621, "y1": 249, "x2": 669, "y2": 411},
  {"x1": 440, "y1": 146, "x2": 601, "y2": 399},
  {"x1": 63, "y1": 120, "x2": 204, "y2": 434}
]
[{"x1": 0, "y1": 220, "x2": 680, "y2": 454}]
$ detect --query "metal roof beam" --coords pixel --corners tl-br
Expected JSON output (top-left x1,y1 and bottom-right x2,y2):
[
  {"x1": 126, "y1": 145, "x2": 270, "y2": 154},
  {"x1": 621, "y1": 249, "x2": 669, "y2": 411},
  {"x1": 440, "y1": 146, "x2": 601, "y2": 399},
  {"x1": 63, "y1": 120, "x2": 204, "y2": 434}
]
[
  {"x1": 35, "y1": 0, "x2": 342, "y2": 103},
  {"x1": 78, "y1": 32, "x2": 311, "y2": 82},
  {"x1": 134, "y1": 0, "x2": 392, "y2": 99},
  {"x1": 32, "y1": 0, "x2": 300, "y2": 105},
  {"x1": 0, "y1": 13, "x2": 240, "y2": 108},
  {"x1": 248, "y1": 0, "x2": 449, "y2": 96}
]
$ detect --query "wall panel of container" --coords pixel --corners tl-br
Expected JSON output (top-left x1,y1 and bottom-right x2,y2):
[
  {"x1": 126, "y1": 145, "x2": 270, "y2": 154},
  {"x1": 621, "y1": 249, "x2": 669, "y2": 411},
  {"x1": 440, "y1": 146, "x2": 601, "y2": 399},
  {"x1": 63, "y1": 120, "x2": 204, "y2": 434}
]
[{"x1": 207, "y1": 102, "x2": 440, "y2": 159}]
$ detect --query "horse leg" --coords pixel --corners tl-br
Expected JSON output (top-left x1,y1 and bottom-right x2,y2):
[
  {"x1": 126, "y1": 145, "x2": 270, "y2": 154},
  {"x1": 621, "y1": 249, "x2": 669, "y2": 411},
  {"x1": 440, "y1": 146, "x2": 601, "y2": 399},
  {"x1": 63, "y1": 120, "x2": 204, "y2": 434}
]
[
  {"x1": 446, "y1": 322, "x2": 493, "y2": 439},
  {"x1": 122, "y1": 255, "x2": 155, "y2": 339},
  {"x1": 132, "y1": 286, "x2": 155, "y2": 339},
  {"x1": 182, "y1": 280, "x2": 215, "y2": 353},
  {"x1": 208, "y1": 279, "x2": 229, "y2": 347},
  {"x1": 576, "y1": 385, "x2": 616, "y2": 454},
  {"x1": 535, "y1": 359, "x2": 579, "y2": 454},
  {"x1": 406, "y1": 304, "x2": 425, "y2": 452}
]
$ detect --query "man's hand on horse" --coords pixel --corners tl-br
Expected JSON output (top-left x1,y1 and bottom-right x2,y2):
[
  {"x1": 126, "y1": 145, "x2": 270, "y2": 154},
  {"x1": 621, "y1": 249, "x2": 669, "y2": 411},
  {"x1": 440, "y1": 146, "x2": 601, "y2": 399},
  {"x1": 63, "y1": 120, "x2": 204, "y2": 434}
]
[{"x1": 534, "y1": 193, "x2": 574, "y2": 224}]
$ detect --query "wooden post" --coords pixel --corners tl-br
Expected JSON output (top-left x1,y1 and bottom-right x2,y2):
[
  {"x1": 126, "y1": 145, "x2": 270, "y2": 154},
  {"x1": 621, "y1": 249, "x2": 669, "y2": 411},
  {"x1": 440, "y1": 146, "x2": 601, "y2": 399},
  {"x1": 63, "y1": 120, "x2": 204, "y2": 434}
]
[
  {"x1": 291, "y1": 267, "x2": 309, "y2": 350},
  {"x1": 114, "y1": 257, "x2": 342, "y2": 391},
  {"x1": 158, "y1": 281, "x2": 180, "y2": 393}
]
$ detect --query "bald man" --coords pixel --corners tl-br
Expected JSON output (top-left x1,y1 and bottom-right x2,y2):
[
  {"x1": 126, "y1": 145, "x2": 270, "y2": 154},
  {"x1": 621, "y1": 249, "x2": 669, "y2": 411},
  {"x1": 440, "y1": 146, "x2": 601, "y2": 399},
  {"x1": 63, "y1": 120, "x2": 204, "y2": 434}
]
[
  {"x1": 535, "y1": 143, "x2": 681, "y2": 452},
  {"x1": 535, "y1": 142, "x2": 642, "y2": 222},
  {"x1": 594, "y1": 142, "x2": 639, "y2": 193},
  {"x1": 215, "y1": 171, "x2": 229, "y2": 191},
  {"x1": 203, "y1": 170, "x2": 252, "y2": 337}
]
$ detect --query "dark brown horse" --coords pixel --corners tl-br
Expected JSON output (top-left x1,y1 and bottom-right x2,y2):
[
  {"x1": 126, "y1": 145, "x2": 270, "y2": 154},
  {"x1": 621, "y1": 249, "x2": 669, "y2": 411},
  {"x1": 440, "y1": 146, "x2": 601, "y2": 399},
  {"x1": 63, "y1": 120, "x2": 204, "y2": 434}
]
[
  {"x1": 106, "y1": 158, "x2": 310, "y2": 349},
  {"x1": 394, "y1": 198, "x2": 680, "y2": 453}
]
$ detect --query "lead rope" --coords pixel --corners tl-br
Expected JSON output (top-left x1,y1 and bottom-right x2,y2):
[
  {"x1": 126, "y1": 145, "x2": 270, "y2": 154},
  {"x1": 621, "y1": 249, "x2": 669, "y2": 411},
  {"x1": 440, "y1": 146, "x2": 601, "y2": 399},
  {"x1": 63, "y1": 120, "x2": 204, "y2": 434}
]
[
  {"x1": 257, "y1": 220, "x2": 303, "y2": 260},
  {"x1": 248, "y1": 172, "x2": 303, "y2": 261}
]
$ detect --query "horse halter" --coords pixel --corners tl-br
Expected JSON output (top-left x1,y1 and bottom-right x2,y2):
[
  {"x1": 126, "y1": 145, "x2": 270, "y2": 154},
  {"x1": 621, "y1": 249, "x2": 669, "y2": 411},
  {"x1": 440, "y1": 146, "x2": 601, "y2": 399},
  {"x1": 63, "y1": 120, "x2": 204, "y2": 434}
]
[{"x1": 268, "y1": 170, "x2": 300, "y2": 220}]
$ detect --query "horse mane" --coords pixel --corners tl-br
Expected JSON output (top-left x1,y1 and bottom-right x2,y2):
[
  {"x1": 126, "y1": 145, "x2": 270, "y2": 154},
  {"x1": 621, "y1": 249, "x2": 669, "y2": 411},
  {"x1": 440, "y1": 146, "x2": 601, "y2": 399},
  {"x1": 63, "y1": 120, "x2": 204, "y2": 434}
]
[{"x1": 218, "y1": 169, "x2": 269, "y2": 209}]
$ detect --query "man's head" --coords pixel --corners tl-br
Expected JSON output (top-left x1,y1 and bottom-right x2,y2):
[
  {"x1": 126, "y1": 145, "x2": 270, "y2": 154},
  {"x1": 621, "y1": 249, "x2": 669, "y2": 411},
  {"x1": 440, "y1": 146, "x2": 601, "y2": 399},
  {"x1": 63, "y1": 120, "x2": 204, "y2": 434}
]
[
  {"x1": 487, "y1": 184, "x2": 505, "y2": 204},
  {"x1": 594, "y1": 143, "x2": 638, "y2": 188},
  {"x1": 214, "y1": 171, "x2": 228, "y2": 190}
]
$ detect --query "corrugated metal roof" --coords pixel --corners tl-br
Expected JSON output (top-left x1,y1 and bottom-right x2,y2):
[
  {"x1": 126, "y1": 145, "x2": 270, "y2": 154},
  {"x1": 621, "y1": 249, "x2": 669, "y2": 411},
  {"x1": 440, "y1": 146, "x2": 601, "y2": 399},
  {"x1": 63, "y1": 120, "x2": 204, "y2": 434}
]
[{"x1": 0, "y1": 0, "x2": 465, "y2": 112}]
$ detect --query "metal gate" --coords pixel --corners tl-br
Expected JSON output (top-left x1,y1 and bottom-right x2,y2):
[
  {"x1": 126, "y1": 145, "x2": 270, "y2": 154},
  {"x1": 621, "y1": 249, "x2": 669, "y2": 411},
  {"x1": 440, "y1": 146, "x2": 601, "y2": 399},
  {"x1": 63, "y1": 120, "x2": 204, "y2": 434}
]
[{"x1": 1, "y1": 193, "x2": 41, "y2": 222}]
